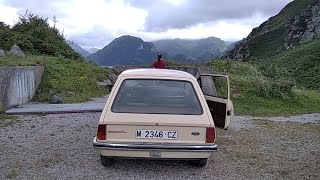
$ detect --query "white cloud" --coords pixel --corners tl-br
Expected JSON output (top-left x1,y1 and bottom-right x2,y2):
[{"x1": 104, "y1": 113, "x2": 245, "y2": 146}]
[
  {"x1": 54, "y1": 0, "x2": 147, "y2": 37},
  {"x1": 136, "y1": 13, "x2": 267, "y2": 42},
  {"x1": 0, "y1": 2, "x2": 19, "y2": 25},
  {"x1": 163, "y1": 0, "x2": 186, "y2": 6}
]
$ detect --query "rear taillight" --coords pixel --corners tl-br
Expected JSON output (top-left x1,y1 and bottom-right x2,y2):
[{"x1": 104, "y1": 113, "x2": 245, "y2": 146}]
[
  {"x1": 206, "y1": 127, "x2": 215, "y2": 143},
  {"x1": 97, "y1": 124, "x2": 106, "y2": 140}
]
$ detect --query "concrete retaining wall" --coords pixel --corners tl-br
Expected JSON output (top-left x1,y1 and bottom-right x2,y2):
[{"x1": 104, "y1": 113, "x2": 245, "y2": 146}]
[
  {"x1": 0, "y1": 66, "x2": 44, "y2": 111},
  {"x1": 110, "y1": 65, "x2": 213, "y2": 78}
]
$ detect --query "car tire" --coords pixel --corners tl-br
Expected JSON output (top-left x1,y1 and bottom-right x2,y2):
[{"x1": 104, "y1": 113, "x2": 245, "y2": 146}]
[
  {"x1": 191, "y1": 158, "x2": 208, "y2": 167},
  {"x1": 100, "y1": 154, "x2": 114, "y2": 167}
]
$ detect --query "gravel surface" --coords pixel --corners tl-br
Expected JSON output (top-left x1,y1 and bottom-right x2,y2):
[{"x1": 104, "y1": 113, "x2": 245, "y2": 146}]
[{"x1": 1, "y1": 113, "x2": 319, "y2": 179}]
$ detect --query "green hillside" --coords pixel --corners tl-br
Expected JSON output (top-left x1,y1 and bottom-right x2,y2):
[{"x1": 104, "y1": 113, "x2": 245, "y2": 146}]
[
  {"x1": 260, "y1": 39, "x2": 320, "y2": 90},
  {"x1": 0, "y1": 56, "x2": 111, "y2": 103}
]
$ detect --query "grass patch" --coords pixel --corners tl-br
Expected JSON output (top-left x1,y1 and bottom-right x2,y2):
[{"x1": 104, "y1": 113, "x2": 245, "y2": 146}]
[
  {"x1": 0, "y1": 113, "x2": 16, "y2": 120},
  {"x1": 0, "y1": 112, "x2": 19, "y2": 127},
  {"x1": 0, "y1": 113, "x2": 19, "y2": 127},
  {"x1": 234, "y1": 89, "x2": 320, "y2": 116},
  {"x1": 0, "y1": 55, "x2": 111, "y2": 103},
  {"x1": 0, "y1": 118, "x2": 21, "y2": 127},
  {"x1": 6, "y1": 169, "x2": 18, "y2": 179}
]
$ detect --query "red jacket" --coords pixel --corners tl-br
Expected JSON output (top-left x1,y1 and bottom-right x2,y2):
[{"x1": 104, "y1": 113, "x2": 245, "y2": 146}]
[{"x1": 152, "y1": 59, "x2": 166, "y2": 69}]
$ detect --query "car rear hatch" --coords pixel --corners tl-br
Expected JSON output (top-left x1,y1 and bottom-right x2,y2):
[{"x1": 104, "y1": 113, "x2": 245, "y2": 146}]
[{"x1": 101, "y1": 113, "x2": 211, "y2": 144}]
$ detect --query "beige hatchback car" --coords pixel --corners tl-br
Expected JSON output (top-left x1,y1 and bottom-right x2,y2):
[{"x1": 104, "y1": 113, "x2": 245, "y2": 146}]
[{"x1": 93, "y1": 69, "x2": 233, "y2": 167}]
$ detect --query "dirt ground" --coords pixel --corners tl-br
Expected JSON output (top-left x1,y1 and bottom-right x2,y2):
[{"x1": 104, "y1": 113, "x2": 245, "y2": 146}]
[{"x1": 0, "y1": 113, "x2": 319, "y2": 179}]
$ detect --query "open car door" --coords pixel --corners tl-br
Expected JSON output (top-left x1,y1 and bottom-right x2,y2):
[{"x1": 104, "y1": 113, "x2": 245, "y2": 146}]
[{"x1": 197, "y1": 74, "x2": 233, "y2": 129}]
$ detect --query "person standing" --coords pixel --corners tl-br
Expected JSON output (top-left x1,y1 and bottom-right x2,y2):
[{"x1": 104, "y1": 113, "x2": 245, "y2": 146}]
[{"x1": 152, "y1": 54, "x2": 166, "y2": 69}]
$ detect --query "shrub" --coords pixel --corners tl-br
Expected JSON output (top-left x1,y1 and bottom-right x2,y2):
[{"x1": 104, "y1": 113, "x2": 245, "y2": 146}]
[
  {"x1": 254, "y1": 77, "x2": 295, "y2": 98},
  {"x1": 207, "y1": 60, "x2": 295, "y2": 98}
]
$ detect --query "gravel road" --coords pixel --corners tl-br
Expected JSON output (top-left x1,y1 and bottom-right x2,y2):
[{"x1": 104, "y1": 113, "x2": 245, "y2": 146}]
[{"x1": 0, "y1": 113, "x2": 319, "y2": 179}]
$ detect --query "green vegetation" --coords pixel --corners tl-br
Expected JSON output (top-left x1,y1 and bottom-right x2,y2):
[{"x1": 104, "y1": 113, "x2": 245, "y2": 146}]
[
  {"x1": 0, "y1": 12, "x2": 80, "y2": 59},
  {"x1": 248, "y1": 27, "x2": 287, "y2": 59},
  {"x1": 0, "y1": 56, "x2": 111, "y2": 103},
  {"x1": 260, "y1": 39, "x2": 320, "y2": 90},
  {"x1": 207, "y1": 60, "x2": 320, "y2": 116}
]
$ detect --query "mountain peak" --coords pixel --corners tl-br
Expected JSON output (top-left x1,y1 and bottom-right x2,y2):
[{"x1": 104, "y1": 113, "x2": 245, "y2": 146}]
[{"x1": 88, "y1": 35, "x2": 163, "y2": 66}]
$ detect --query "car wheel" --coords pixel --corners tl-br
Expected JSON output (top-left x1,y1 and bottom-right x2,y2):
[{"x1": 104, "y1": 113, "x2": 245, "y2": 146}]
[
  {"x1": 191, "y1": 158, "x2": 208, "y2": 167},
  {"x1": 100, "y1": 154, "x2": 114, "y2": 167}
]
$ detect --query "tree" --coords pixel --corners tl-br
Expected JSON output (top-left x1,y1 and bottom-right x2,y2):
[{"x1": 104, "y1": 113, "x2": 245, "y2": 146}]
[{"x1": 0, "y1": 21, "x2": 14, "y2": 50}]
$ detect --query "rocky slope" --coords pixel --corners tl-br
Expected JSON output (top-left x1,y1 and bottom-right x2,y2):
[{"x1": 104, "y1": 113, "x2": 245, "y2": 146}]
[
  {"x1": 285, "y1": 1, "x2": 320, "y2": 47},
  {"x1": 225, "y1": 0, "x2": 319, "y2": 60}
]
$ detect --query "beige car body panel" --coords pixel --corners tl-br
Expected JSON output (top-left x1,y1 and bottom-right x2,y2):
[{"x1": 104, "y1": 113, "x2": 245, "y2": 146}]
[{"x1": 94, "y1": 69, "x2": 233, "y2": 159}]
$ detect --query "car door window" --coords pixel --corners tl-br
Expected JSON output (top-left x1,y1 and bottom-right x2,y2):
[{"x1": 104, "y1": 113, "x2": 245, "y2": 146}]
[{"x1": 198, "y1": 76, "x2": 228, "y2": 99}]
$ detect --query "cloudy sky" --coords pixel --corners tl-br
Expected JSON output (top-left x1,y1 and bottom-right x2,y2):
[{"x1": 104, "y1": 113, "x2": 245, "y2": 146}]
[{"x1": 0, "y1": 0, "x2": 292, "y2": 49}]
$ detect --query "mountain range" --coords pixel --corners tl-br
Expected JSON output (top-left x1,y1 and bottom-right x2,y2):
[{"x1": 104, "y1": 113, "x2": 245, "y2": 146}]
[
  {"x1": 85, "y1": 36, "x2": 232, "y2": 65},
  {"x1": 67, "y1": 33, "x2": 233, "y2": 65},
  {"x1": 152, "y1": 37, "x2": 230, "y2": 62}
]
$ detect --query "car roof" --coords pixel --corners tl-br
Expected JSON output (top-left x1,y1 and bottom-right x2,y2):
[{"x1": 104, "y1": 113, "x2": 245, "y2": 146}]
[{"x1": 120, "y1": 68, "x2": 195, "y2": 79}]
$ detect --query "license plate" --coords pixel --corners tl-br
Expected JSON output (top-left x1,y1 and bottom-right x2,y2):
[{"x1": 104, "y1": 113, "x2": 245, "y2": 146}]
[{"x1": 136, "y1": 130, "x2": 177, "y2": 139}]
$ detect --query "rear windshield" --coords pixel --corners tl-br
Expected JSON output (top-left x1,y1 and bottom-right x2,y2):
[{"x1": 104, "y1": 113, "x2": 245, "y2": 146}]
[{"x1": 111, "y1": 79, "x2": 203, "y2": 115}]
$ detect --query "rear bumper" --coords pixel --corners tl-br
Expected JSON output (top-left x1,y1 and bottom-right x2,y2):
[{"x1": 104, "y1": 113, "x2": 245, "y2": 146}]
[{"x1": 93, "y1": 137, "x2": 218, "y2": 152}]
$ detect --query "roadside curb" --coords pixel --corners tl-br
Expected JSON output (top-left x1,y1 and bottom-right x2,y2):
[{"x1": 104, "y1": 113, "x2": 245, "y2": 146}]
[{"x1": 5, "y1": 103, "x2": 105, "y2": 114}]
